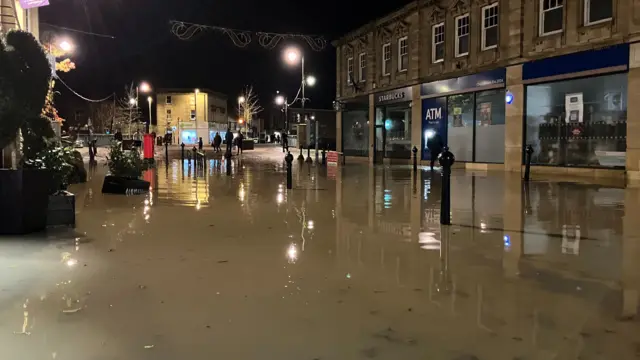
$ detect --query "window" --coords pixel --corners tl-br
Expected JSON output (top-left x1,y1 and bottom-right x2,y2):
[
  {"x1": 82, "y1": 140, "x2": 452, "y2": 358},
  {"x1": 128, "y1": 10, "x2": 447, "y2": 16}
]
[
  {"x1": 540, "y1": 0, "x2": 563, "y2": 36},
  {"x1": 190, "y1": 110, "x2": 196, "y2": 120},
  {"x1": 166, "y1": 95, "x2": 172, "y2": 105},
  {"x1": 359, "y1": 53, "x2": 366, "y2": 82},
  {"x1": 455, "y1": 14, "x2": 470, "y2": 57},
  {"x1": 432, "y1": 23, "x2": 445, "y2": 63},
  {"x1": 585, "y1": 0, "x2": 612, "y2": 25},
  {"x1": 398, "y1": 36, "x2": 408, "y2": 72},
  {"x1": 382, "y1": 43, "x2": 391, "y2": 76},
  {"x1": 347, "y1": 57, "x2": 354, "y2": 84},
  {"x1": 482, "y1": 4, "x2": 499, "y2": 50}
]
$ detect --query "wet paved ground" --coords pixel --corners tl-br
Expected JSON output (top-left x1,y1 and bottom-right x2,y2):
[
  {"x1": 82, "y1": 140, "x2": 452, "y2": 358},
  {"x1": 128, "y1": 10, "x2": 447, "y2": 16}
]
[{"x1": 1, "y1": 148, "x2": 639, "y2": 359}]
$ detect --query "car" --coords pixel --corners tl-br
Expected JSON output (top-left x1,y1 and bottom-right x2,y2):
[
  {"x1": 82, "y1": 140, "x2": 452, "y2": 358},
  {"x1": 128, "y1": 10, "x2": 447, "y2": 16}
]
[{"x1": 74, "y1": 139, "x2": 85, "y2": 148}]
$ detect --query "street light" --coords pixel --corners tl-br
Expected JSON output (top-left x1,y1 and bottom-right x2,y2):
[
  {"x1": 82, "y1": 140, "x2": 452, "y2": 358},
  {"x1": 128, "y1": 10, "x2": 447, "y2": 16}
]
[
  {"x1": 305, "y1": 75, "x2": 316, "y2": 87},
  {"x1": 275, "y1": 95, "x2": 285, "y2": 106},
  {"x1": 284, "y1": 47, "x2": 300, "y2": 65},
  {"x1": 129, "y1": 98, "x2": 136, "y2": 106},
  {"x1": 139, "y1": 82, "x2": 151, "y2": 93},
  {"x1": 59, "y1": 40, "x2": 73, "y2": 53},
  {"x1": 238, "y1": 96, "x2": 245, "y2": 104}
]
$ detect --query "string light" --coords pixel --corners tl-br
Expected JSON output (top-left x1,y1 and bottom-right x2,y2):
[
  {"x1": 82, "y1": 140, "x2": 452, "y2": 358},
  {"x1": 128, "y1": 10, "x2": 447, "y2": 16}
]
[{"x1": 169, "y1": 20, "x2": 327, "y2": 51}]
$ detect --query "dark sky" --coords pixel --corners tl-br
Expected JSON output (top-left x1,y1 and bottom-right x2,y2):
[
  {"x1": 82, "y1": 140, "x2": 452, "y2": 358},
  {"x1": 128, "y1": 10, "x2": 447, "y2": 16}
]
[{"x1": 41, "y1": 0, "x2": 412, "y2": 121}]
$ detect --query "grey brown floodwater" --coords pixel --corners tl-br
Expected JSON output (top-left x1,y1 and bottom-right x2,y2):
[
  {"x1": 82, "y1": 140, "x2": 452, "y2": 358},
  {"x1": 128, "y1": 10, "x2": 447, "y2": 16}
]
[{"x1": 0, "y1": 148, "x2": 639, "y2": 360}]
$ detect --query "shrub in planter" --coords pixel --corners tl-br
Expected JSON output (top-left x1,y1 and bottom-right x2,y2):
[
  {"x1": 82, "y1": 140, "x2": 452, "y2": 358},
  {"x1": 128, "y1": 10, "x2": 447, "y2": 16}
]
[
  {"x1": 102, "y1": 141, "x2": 150, "y2": 194},
  {"x1": 22, "y1": 141, "x2": 76, "y2": 227}
]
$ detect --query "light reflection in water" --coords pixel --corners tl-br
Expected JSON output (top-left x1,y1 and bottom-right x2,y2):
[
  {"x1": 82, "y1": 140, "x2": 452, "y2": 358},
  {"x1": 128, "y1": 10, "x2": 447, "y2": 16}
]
[{"x1": 286, "y1": 243, "x2": 298, "y2": 263}]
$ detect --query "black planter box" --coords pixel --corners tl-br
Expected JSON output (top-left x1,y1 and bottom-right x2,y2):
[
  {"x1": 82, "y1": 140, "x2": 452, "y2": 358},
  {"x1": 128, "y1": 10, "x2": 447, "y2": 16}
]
[
  {"x1": 241, "y1": 139, "x2": 254, "y2": 151},
  {"x1": 47, "y1": 191, "x2": 76, "y2": 227},
  {"x1": 101, "y1": 175, "x2": 150, "y2": 194},
  {"x1": 0, "y1": 169, "x2": 51, "y2": 235}
]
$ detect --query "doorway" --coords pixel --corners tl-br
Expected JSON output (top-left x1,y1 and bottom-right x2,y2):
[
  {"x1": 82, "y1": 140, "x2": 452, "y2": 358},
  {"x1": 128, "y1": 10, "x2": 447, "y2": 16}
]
[{"x1": 374, "y1": 125, "x2": 385, "y2": 163}]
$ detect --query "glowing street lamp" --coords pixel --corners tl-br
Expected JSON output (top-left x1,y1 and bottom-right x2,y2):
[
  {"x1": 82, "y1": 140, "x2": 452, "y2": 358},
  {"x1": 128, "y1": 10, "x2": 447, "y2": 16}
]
[
  {"x1": 238, "y1": 96, "x2": 245, "y2": 104},
  {"x1": 284, "y1": 47, "x2": 300, "y2": 65},
  {"x1": 275, "y1": 95, "x2": 285, "y2": 105},
  {"x1": 129, "y1": 98, "x2": 136, "y2": 106},
  {"x1": 305, "y1": 75, "x2": 316, "y2": 87},
  {"x1": 59, "y1": 40, "x2": 73, "y2": 52},
  {"x1": 147, "y1": 96, "x2": 153, "y2": 133},
  {"x1": 139, "y1": 82, "x2": 151, "y2": 93}
]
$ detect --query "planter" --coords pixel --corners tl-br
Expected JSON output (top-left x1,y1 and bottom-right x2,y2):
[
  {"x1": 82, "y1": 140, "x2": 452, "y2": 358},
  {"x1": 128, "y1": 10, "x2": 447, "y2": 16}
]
[
  {"x1": 0, "y1": 169, "x2": 51, "y2": 235},
  {"x1": 101, "y1": 175, "x2": 150, "y2": 194},
  {"x1": 241, "y1": 139, "x2": 255, "y2": 151},
  {"x1": 47, "y1": 191, "x2": 76, "y2": 227}
]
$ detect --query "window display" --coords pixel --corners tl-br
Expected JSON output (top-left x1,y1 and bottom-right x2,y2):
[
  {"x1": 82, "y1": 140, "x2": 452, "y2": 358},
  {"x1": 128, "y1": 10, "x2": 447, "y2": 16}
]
[
  {"x1": 342, "y1": 110, "x2": 369, "y2": 157},
  {"x1": 447, "y1": 93, "x2": 474, "y2": 162},
  {"x1": 475, "y1": 90, "x2": 505, "y2": 163},
  {"x1": 525, "y1": 73, "x2": 627, "y2": 168}
]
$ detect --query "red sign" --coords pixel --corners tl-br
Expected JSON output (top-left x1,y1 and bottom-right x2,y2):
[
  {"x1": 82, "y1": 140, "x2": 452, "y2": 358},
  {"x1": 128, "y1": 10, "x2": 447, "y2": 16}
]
[
  {"x1": 572, "y1": 128, "x2": 581, "y2": 136},
  {"x1": 327, "y1": 151, "x2": 339, "y2": 165}
]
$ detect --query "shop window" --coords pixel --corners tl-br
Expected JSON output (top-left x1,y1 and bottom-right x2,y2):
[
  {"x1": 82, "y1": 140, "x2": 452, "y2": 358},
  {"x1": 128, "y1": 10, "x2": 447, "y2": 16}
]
[
  {"x1": 359, "y1": 53, "x2": 366, "y2": 82},
  {"x1": 398, "y1": 36, "x2": 408, "y2": 72},
  {"x1": 525, "y1": 73, "x2": 627, "y2": 168},
  {"x1": 347, "y1": 57, "x2": 354, "y2": 84},
  {"x1": 381, "y1": 103, "x2": 412, "y2": 159},
  {"x1": 539, "y1": 0, "x2": 563, "y2": 36},
  {"x1": 432, "y1": 23, "x2": 445, "y2": 63},
  {"x1": 382, "y1": 43, "x2": 391, "y2": 76},
  {"x1": 447, "y1": 93, "x2": 475, "y2": 162},
  {"x1": 482, "y1": 4, "x2": 499, "y2": 50},
  {"x1": 584, "y1": 0, "x2": 612, "y2": 26},
  {"x1": 455, "y1": 14, "x2": 470, "y2": 57},
  {"x1": 475, "y1": 89, "x2": 505, "y2": 163},
  {"x1": 342, "y1": 110, "x2": 370, "y2": 157}
]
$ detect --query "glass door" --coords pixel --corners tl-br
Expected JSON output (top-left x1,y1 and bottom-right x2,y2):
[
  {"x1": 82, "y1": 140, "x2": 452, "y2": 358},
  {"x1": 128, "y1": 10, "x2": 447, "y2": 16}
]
[{"x1": 374, "y1": 125, "x2": 385, "y2": 163}]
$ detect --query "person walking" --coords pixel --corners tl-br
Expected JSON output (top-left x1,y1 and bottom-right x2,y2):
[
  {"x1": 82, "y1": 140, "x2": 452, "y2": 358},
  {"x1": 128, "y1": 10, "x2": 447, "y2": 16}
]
[
  {"x1": 214, "y1": 132, "x2": 222, "y2": 152},
  {"x1": 198, "y1": 137, "x2": 203, "y2": 152},
  {"x1": 225, "y1": 129, "x2": 234, "y2": 155},
  {"x1": 426, "y1": 132, "x2": 444, "y2": 171},
  {"x1": 282, "y1": 131, "x2": 288, "y2": 152},
  {"x1": 236, "y1": 132, "x2": 244, "y2": 155}
]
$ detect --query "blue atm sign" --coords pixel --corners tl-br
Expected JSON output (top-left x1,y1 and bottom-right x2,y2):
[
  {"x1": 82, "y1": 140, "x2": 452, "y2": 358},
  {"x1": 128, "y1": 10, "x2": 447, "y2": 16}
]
[{"x1": 421, "y1": 97, "x2": 447, "y2": 160}]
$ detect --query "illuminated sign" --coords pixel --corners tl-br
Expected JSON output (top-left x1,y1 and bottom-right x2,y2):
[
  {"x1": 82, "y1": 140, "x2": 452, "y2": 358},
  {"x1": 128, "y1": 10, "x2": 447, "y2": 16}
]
[{"x1": 19, "y1": 0, "x2": 49, "y2": 9}]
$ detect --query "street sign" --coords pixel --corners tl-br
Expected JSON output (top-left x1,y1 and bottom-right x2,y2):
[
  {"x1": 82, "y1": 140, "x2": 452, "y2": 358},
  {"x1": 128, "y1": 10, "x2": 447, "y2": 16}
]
[{"x1": 327, "y1": 151, "x2": 339, "y2": 166}]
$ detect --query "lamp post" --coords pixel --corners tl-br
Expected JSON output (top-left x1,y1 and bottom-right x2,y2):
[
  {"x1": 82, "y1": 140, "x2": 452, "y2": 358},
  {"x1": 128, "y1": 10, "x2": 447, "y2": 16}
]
[
  {"x1": 238, "y1": 96, "x2": 246, "y2": 136},
  {"x1": 147, "y1": 96, "x2": 153, "y2": 134},
  {"x1": 275, "y1": 93, "x2": 288, "y2": 132},
  {"x1": 283, "y1": 47, "x2": 316, "y2": 149},
  {"x1": 135, "y1": 81, "x2": 152, "y2": 134},
  {"x1": 194, "y1": 88, "x2": 200, "y2": 144}
]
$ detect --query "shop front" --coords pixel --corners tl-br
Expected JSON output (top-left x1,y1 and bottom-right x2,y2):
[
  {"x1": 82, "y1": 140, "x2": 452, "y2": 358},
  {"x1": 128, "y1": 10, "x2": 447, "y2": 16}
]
[
  {"x1": 373, "y1": 86, "x2": 413, "y2": 162},
  {"x1": 522, "y1": 44, "x2": 628, "y2": 169},
  {"x1": 341, "y1": 96, "x2": 370, "y2": 157},
  {"x1": 420, "y1": 68, "x2": 507, "y2": 163}
]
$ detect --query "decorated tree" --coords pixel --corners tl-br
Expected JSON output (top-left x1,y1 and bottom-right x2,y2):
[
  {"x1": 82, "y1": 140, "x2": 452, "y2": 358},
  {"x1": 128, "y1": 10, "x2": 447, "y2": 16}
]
[
  {"x1": 237, "y1": 86, "x2": 262, "y2": 136},
  {"x1": 41, "y1": 39, "x2": 76, "y2": 124}
]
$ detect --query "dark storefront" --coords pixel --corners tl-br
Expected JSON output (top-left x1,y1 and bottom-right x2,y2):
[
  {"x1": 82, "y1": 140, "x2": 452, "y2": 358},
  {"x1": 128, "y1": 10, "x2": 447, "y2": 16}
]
[
  {"x1": 523, "y1": 44, "x2": 628, "y2": 168},
  {"x1": 421, "y1": 68, "x2": 506, "y2": 163},
  {"x1": 341, "y1": 96, "x2": 370, "y2": 157},
  {"x1": 374, "y1": 86, "x2": 413, "y2": 161}
]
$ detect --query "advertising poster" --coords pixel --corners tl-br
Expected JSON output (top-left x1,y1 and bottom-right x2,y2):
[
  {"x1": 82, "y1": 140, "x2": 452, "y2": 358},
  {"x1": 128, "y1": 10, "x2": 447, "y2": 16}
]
[
  {"x1": 565, "y1": 93, "x2": 584, "y2": 123},
  {"x1": 479, "y1": 102, "x2": 492, "y2": 126},
  {"x1": 452, "y1": 107, "x2": 463, "y2": 127}
]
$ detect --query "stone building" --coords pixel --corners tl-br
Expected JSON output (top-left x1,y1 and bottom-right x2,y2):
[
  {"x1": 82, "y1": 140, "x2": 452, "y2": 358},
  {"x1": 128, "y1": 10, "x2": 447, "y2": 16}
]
[
  {"x1": 155, "y1": 89, "x2": 228, "y2": 145},
  {"x1": 333, "y1": 0, "x2": 640, "y2": 181}
]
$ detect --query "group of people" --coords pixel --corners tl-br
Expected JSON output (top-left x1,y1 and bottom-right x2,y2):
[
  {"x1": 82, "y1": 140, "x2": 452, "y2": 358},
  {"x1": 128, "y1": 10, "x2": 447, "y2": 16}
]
[{"x1": 210, "y1": 130, "x2": 244, "y2": 155}]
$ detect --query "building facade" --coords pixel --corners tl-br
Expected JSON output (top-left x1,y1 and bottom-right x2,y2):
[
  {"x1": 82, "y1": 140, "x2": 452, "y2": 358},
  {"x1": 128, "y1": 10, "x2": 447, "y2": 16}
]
[
  {"x1": 155, "y1": 89, "x2": 228, "y2": 145},
  {"x1": 334, "y1": 0, "x2": 640, "y2": 180}
]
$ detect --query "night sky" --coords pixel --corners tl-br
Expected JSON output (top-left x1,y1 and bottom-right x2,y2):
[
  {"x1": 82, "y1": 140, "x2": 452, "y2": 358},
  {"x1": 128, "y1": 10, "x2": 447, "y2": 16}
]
[{"x1": 40, "y1": 0, "x2": 413, "y2": 123}]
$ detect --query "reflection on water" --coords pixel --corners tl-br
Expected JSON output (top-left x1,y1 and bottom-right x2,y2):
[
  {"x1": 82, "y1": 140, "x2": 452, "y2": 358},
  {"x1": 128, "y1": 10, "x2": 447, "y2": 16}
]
[{"x1": 0, "y1": 153, "x2": 638, "y2": 359}]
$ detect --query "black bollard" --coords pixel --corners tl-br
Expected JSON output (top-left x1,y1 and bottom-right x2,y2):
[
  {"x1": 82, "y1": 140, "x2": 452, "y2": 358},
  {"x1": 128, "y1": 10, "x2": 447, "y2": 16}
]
[
  {"x1": 297, "y1": 147, "x2": 304, "y2": 161},
  {"x1": 305, "y1": 145, "x2": 312, "y2": 163},
  {"x1": 192, "y1": 147, "x2": 197, "y2": 168},
  {"x1": 438, "y1": 146, "x2": 455, "y2": 225},
  {"x1": 524, "y1": 145, "x2": 534, "y2": 182},
  {"x1": 321, "y1": 148, "x2": 326, "y2": 165},
  {"x1": 412, "y1": 146, "x2": 418, "y2": 172},
  {"x1": 285, "y1": 151, "x2": 294, "y2": 189},
  {"x1": 180, "y1": 142, "x2": 185, "y2": 161},
  {"x1": 164, "y1": 142, "x2": 169, "y2": 164}
]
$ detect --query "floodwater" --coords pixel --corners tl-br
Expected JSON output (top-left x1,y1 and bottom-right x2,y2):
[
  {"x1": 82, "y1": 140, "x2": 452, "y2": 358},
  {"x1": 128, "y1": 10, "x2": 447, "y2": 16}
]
[{"x1": 0, "y1": 149, "x2": 639, "y2": 360}]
